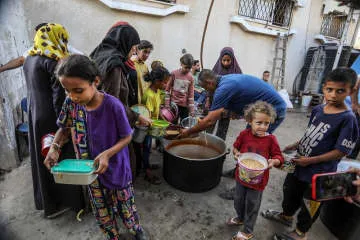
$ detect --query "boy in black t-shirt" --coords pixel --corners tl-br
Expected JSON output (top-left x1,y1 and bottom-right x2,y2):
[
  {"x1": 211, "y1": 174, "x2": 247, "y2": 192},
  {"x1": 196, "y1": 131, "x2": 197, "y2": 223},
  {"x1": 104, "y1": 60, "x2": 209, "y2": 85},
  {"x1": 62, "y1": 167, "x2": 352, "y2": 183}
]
[{"x1": 262, "y1": 68, "x2": 359, "y2": 240}]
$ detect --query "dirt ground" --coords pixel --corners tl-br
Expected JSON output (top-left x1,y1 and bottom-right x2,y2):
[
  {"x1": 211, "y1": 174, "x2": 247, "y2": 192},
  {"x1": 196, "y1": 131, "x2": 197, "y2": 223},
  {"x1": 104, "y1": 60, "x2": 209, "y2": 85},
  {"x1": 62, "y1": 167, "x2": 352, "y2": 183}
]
[{"x1": 0, "y1": 111, "x2": 337, "y2": 240}]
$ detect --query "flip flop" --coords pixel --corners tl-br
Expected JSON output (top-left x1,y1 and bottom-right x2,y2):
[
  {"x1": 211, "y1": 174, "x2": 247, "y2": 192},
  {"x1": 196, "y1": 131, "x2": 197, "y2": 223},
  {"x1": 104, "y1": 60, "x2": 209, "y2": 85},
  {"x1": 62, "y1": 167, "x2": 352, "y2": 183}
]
[
  {"x1": 273, "y1": 233, "x2": 297, "y2": 240},
  {"x1": 226, "y1": 217, "x2": 243, "y2": 226},
  {"x1": 273, "y1": 231, "x2": 307, "y2": 240},
  {"x1": 261, "y1": 209, "x2": 293, "y2": 227},
  {"x1": 232, "y1": 231, "x2": 253, "y2": 240}
]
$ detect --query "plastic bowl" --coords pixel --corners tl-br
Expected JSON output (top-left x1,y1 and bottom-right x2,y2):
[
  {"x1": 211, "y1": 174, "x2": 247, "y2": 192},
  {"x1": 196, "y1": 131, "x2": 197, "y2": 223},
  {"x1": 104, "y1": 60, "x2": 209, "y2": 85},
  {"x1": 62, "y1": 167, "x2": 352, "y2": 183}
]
[
  {"x1": 237, "y1": 153, "x2": 268, "y2": 185},
  {"x1": 149, "y1": 120, "x2": 170, "y2": 137}
]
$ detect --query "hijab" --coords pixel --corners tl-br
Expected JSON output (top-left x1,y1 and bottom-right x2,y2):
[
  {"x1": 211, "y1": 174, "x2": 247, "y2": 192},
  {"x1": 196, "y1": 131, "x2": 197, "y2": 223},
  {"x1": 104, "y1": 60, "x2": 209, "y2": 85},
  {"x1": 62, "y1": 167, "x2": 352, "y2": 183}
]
[
  {"x1": 90, "y1": 22, "x2": 140, "y2": 79},
  {"x1": 28, "y1": 23, "x2": 69, "y2": 61},
  {"x1": 212, "y1": 47, "x2": 242, "y2": 75}
]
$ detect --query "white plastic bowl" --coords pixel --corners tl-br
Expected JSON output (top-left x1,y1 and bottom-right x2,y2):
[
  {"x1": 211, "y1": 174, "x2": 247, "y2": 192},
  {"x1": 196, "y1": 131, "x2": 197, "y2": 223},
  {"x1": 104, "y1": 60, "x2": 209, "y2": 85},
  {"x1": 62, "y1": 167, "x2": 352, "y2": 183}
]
[{"x1": 237, "y1": 153, "x2": 268, "y2": 185}]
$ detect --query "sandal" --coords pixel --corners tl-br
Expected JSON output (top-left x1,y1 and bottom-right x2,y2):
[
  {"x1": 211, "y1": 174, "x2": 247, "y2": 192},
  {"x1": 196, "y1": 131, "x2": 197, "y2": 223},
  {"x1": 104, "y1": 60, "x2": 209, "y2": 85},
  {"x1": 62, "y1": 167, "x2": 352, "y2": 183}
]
[
  {"x1": 273, "y1": 230, "x2": 307, "y2": 240},
  {"x1": 226, "y1": 217, "x2": 243, "y2": 226},
  {"x1": 261, "y1": 209, "x2": 293, "y2": 227},
  {"x1": 144, "y1": 174, "x2": 162, "y2": 185},
  {"x1": 232, "y1": 231, "x2": 253, "y2": 240}
]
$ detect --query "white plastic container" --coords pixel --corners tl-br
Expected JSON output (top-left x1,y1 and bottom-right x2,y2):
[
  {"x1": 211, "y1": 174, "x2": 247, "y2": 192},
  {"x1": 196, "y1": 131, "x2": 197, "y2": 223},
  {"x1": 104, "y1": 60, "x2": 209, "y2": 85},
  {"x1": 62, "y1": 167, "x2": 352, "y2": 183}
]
[
  {"x1": 51, "y1": 171, "x2": 98, "y2": 185},
  {"x1": 301, "y1": 95, "x2": 312, "y2": 107},
  {"x1": 51, "y1": 159, "x2": 98, "y2": 185},
  {"x1": 237, "y1": 153, "x2": 268, "y2": 185}
]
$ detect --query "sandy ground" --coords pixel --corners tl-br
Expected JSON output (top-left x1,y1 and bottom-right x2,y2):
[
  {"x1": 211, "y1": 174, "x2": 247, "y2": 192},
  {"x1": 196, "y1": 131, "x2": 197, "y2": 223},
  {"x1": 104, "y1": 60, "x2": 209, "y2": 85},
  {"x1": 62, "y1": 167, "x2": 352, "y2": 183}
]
[{"x1": 0, "y1": 112, "x2": 337, "y2": 240}]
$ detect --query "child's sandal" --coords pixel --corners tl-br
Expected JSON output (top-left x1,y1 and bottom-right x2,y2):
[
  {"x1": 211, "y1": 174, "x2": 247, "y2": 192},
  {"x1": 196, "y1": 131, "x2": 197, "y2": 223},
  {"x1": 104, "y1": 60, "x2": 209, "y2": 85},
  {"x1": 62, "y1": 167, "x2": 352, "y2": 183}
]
[
  {"x1": 226, "y1": 217, "x2": 243, "y2": 226},
  {"x1": 231, "y1": 231, "x2": 253, "y2": 240}
]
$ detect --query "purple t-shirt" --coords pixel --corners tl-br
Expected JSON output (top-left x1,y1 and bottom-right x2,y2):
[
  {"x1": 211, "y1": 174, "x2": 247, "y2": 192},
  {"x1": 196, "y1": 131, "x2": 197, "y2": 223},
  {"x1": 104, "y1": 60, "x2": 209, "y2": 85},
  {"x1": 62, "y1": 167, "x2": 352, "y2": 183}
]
[
  {"x1": 295, "y1": 104, "x2": 359, "y2": 183},
  {"x1": 57, "y1": 93, "x2": 132, "y2": 189}
]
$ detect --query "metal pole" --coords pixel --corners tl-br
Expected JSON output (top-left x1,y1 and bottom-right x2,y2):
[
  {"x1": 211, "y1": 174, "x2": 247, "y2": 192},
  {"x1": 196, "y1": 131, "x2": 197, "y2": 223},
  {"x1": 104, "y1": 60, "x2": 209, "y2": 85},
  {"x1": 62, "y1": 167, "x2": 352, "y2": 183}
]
[
  {"x1": 350, "y1": 11, "x2": 360, "y2": 47},
  {"x1": 332, "y1": 7, "x2": 354, "y2": 69}
]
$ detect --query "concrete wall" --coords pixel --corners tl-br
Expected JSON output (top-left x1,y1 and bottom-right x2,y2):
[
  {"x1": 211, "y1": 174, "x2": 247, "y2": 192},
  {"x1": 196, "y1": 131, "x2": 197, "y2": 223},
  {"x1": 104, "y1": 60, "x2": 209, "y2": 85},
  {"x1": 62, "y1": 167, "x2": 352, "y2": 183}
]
[
  {"x1": 19, "y1": 0, "x2": 358, "y2": 87},
  {"x1": 0, "y1": 0, "x2": 30, "y2": 169},
  {"x1": 0, "y1": 0, "x2": 358, "y2": 169}
]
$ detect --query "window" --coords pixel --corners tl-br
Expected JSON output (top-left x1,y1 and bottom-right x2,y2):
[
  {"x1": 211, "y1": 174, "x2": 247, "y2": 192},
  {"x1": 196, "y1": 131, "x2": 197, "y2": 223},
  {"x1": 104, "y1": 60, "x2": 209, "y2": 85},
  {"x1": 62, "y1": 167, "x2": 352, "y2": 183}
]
[
  {"x1": 320, "y1": 12, "x2": 347, "y2": 39},
  {"x1": 238, "y1": 0, "x2": 295, "y2": 28}
]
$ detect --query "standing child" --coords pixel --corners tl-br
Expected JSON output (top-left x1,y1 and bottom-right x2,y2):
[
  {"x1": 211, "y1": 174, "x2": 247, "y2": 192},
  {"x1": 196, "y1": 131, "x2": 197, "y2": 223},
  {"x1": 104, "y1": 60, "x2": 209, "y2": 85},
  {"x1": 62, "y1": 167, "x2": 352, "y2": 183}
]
[
  {"x1": 142, "y1": 66, "x2": 170, "y2": 184},
  {"x1": 165, "y1": 53, "x2": 195, "y2": 121},
  {"x1": 133, "y1": 40, "x2": 154, "y2": 104},
  {"x1": 262, "y1": 68, "x2": 359, "y2": 240},
  {"x1": 227, "y1": 101, "x2": 284, "y2": 240},
  {"x1": 44, "y1": 55, "x2": 149, "y2": 240}
]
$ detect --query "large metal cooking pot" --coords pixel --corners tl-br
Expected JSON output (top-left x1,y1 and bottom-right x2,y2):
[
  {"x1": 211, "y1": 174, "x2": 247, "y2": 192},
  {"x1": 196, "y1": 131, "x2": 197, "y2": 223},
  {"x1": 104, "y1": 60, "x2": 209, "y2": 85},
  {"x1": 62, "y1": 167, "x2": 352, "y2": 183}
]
[{"x1": 163, "y1": 133, "x2": 229, "y2": 193}]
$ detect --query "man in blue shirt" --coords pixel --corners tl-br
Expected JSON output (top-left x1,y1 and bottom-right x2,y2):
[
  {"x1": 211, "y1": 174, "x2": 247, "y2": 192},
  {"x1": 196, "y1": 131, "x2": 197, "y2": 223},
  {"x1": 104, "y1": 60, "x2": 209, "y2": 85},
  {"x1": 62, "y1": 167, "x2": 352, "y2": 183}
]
[{"x1": 180, "y1": 69, "x2": 287, "y2": 138}]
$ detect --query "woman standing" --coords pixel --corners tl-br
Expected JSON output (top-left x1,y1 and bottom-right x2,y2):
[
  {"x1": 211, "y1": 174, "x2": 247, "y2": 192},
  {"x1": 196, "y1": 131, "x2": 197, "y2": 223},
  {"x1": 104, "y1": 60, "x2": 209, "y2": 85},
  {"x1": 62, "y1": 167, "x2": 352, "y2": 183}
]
[
  {"x1": 90, "y1": 22, "x2": 151, "y2": 178},
  {"x1": 211, "y1": 47, "x2": 242, "y2": 140},
  {"x1": 23, "y1": 23, "x2": 84, "y2": 218}
]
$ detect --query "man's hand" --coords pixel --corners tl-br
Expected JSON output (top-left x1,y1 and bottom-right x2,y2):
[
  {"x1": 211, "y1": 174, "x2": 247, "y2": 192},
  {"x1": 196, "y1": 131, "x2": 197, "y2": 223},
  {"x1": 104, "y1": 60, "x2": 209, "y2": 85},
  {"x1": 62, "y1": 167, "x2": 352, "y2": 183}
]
[
  {"x1": 268, "y1": 159, "x2": 281, "y2": 168},
  {"x1": 137, "y1": 115, "x2": 152, "y2": 127},
  {"x1": 292, "y1": 156, "x2": 312, "y2": 167},
  {"x1": 94, "y1": 151, "x2": 110, "y2": 174},
  {"x1": 344, "y1": 168, "x2": 360, "y2": 204},
  {"x1": 178, "y1": 128, "x2": 191, "y2": 139},
  {"x1": 43, "y1": 147, "x2": 60, "y2": 170}
]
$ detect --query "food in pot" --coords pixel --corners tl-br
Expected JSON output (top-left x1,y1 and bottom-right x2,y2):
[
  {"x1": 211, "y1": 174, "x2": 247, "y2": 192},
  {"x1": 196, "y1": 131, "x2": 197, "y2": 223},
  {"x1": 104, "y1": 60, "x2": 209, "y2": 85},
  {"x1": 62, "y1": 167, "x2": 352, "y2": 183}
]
[
  {"x1": 240, "y1": 159, "x2": 265, "y2": 170},
  {"x1": 166, "y1": 140, "x2": 221, "y2": 160},
  {"x1": 166, "y1": 130, "x2": 179, "y2": 135}
]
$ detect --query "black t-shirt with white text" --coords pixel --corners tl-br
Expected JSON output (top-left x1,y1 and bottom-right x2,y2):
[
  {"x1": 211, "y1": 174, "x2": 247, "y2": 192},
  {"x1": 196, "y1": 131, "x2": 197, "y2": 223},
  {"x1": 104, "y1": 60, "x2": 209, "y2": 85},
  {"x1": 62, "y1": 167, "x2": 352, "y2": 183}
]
[{"x1": 295, "y1": 104, "x2": 359, "y2": 183}]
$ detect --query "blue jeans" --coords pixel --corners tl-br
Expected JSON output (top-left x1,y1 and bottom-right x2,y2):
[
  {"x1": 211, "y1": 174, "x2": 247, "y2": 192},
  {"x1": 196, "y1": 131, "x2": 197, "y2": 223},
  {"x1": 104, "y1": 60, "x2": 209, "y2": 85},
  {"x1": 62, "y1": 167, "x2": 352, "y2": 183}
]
[
  {"x1": 195, "y1": 91, "x2": 207, "y2": 105},
  {"x1": 268, "y1": 108, "x2": 286, "y2": 133},
  {"x1": 142, "y1": 135, "x2": 152, "y2": 169}
]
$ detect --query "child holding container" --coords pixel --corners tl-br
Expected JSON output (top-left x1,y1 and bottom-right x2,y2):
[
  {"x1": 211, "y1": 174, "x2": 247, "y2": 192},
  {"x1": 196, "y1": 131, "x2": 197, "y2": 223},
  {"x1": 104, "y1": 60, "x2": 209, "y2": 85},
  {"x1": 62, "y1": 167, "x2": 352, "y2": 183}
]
[
  {"x1": 165, "y1": 53, "x2": 195, "y2": 122},
  {"x1": 142, "y1": 66, "x2": 170, "y2": 184},
  {"x1": 227, "y1": 101, "x2": 283, "y2": 240},
  {"x1": 43, "y1": 55, "x2": 149, "y2": 240}
]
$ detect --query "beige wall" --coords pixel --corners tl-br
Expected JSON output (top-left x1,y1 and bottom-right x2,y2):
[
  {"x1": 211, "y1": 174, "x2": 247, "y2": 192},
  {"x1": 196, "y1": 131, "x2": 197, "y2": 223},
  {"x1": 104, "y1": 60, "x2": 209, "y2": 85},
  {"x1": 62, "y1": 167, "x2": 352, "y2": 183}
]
[{"x1": 18, "y1": 0, "x2": 357, "y2": 91}]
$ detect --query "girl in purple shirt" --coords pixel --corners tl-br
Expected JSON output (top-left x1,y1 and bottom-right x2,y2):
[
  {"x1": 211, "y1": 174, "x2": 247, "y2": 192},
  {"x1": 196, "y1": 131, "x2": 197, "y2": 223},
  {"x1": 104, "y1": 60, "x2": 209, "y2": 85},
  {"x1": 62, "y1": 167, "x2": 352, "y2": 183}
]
[{"x1": 44, "y1": 55, "x2": 149, "y2": 240}]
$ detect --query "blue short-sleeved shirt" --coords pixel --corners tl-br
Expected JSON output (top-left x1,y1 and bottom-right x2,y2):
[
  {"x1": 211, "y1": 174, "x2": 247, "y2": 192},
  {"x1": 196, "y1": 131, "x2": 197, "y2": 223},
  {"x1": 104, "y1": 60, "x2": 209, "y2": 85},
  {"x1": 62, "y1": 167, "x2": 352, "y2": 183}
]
[
  {"x1": 295, "y1": 104, "x2": 359, "y2": 183},
  {"x1": 210, "y1": 74, "x2": 286, "y2": 116}
]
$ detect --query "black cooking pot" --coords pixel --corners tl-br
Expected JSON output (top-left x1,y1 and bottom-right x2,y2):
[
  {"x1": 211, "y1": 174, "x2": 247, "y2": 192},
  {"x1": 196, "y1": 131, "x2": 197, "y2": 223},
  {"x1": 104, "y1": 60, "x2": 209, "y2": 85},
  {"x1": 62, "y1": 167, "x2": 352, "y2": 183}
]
[
  {"x1": 320, "y1": 199, "x2": 360, "y2": 240},
  {"x1": 163, "y1": 133, "x2": 229, "y2": 193}
]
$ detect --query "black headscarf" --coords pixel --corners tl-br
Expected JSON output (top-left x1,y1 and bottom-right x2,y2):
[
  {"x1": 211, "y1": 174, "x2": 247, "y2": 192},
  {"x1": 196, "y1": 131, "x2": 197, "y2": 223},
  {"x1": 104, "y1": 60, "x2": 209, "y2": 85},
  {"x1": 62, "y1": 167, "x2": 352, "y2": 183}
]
[{"x1": 90, "y1": 22, "x2": 140, "y2": 79}]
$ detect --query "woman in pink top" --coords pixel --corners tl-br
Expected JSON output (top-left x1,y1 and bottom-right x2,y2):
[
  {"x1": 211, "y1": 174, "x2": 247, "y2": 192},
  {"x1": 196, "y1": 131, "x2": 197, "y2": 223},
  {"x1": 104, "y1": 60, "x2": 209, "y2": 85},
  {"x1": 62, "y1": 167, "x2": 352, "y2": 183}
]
[{"x1": 165, "y1": 53, "x2": 195, "y2": 122}]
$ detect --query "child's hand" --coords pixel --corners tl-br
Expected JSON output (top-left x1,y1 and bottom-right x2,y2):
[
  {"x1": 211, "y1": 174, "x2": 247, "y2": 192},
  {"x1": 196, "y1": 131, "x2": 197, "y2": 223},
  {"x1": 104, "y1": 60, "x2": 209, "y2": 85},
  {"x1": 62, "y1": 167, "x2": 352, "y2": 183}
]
[
  {"x1": 234, "y1": 152, "x2": 241, "y2": 161},
  {"x1": 292, "y1": 156, "x2": 312, "y2": 167},
  {"x1": 137, "y1": 115, "x2": 152, "y2": 127},
  {"x1": 43, "y1": 147, "x2": 60, "y2": 170},
  {"x1": 268, "y1": 159, "x2": 281, "y2": 168},
  {"x1": 283, "y1": 143, "x2": 297, "y2": 153},
  {"x1": 94, "y1": 151, "x2": 110, "y2": 174}
]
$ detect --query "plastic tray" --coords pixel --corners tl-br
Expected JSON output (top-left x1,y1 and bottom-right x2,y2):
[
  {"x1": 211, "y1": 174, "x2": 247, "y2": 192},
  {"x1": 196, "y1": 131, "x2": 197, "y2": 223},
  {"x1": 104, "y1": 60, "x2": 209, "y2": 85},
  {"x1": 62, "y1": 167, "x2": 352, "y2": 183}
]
[{"x1": 51, "y1": 159, "x2": 98, "y2": 185}]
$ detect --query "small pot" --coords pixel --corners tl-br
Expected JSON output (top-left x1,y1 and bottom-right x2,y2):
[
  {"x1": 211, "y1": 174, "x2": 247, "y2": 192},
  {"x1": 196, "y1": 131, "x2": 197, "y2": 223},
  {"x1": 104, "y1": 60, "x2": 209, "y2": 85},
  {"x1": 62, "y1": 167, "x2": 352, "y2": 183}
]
[
  {"x1": 164, "y1": 125, "x2": 182, "y2": 140},
  {"x1": 160, "y1": 102, "x2": 178, "y2": 123},
  {"x1": 237, "y1": 153, "x2": 268, "y2": 185},
  {"x1": 132, "y1": 126, "x2": 148, "y2": 143}
]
